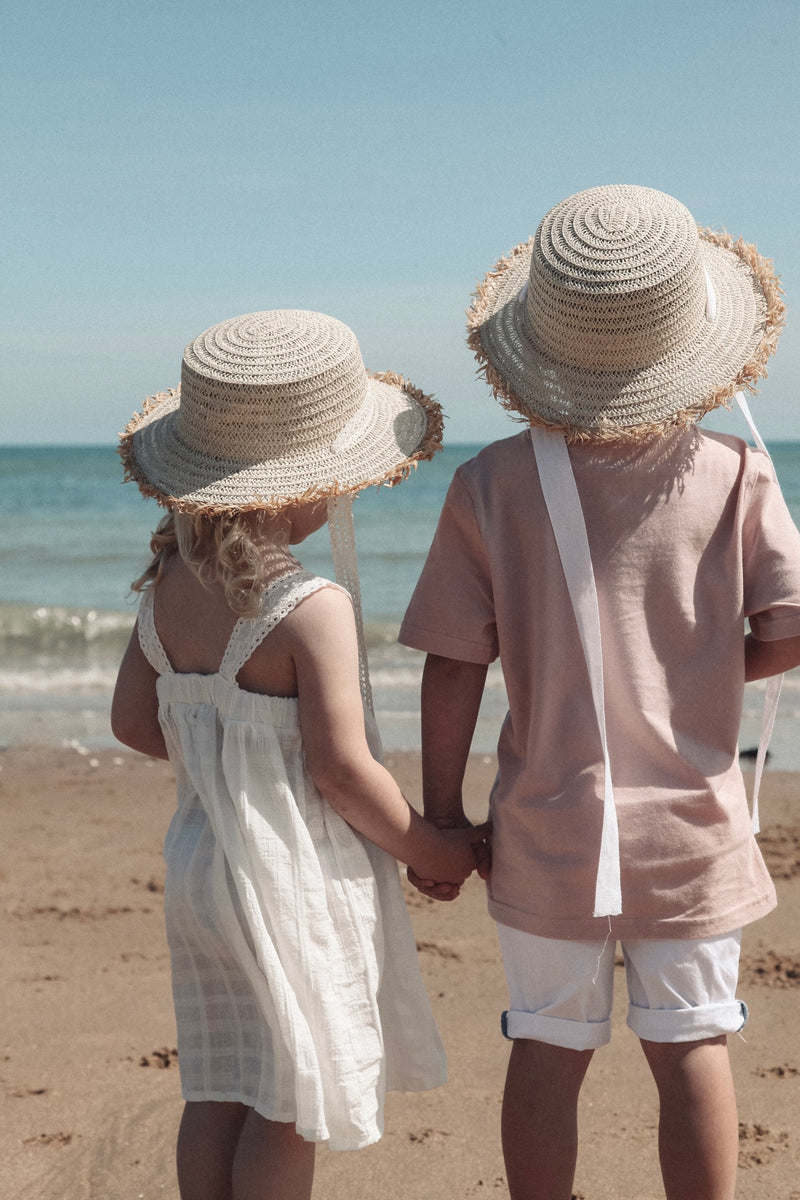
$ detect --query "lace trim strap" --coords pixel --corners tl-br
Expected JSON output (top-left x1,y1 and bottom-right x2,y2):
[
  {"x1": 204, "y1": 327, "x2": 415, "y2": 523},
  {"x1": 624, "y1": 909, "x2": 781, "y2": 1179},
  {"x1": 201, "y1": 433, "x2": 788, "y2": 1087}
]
[
  {"x1": 218, "y1": 571, "x2": 348, "y2": 682},
  {"x1": 136, "y1": 588, "x2": 174, "y2": 675}
]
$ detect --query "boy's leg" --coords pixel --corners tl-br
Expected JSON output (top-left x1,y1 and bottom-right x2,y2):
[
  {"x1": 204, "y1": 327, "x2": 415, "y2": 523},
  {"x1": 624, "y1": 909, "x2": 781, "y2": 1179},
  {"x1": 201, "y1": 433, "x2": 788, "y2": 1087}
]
[
  {"x1": 176, "y1": 1100, "x2": 248, "y2": 1200},
  {"x1": 502, "y1": 1039, "x2": 594, "y2": 1200},
  {"x1": 496, "y1": 925, "x2": 616, "y2": 1200},
  {"x1": 623, "y1": 932, "x2": 745, "y2": 1200},
  {"x1": 640, "y1": 1035, "x2": 737, "y2": 1200}
]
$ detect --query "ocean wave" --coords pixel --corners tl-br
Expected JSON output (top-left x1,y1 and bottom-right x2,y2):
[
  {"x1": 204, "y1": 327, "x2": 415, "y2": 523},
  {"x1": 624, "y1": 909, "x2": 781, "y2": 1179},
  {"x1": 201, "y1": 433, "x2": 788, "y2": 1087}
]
[
  {"x1": 0, "y1": 602, "x2": 135, "y2": 657},
  {"x1": 369, "y1": 664, "x2": 507, "y2": 690},
  {"x1": 0, "y1": 665, "x2": 120, "y2": 695},
  {"x1": 0, "y1": 601, "x2": 414, "y2": 663}
]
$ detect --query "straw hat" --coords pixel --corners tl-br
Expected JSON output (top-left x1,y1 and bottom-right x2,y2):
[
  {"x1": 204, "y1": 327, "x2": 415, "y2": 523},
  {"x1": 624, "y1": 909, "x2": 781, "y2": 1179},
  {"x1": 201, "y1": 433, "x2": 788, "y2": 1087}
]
[
  {"x1": 467, "y1": 185, "x2": 785, "y2": 443},
  {"x1": 120, "y1": 309, "x2": 443, "y2": 513}
]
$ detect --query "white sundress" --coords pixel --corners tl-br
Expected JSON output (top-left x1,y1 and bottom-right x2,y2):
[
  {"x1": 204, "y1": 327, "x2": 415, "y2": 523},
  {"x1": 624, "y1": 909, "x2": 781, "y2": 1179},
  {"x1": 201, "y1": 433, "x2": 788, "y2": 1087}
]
[{"x1": 137, "y1": 570, "x2": 446, "y2": 1151}]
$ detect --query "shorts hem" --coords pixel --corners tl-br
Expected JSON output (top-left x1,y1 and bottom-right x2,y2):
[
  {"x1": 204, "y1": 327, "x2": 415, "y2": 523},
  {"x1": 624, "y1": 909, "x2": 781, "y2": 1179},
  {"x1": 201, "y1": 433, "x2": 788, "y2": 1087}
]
[
  {"x1": 627, "y1": 999, "x2": 749, "y2": 1043},
  {"x1": 501, "y1": 1009, "x2": 611, "y2": 1050}
]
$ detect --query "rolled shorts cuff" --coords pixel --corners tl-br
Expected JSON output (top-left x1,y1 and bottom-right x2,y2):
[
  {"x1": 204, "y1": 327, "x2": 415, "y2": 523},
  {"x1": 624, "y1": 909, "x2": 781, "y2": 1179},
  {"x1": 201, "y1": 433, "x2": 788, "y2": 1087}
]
[
  {"x1": 627, "y1": 999, "x2": 749, "y2": 1043},
  {"x1": 501, "y1": 1008, "x2": 612, "y2": 1050}
]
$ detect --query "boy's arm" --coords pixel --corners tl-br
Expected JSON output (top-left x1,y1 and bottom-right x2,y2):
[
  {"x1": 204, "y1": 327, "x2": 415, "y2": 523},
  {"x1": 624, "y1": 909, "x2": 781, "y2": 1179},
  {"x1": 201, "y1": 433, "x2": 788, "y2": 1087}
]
[
  {"x1": 421, "y1": 653, "x2": 489, "y2": 825},
  {"x1": 745, "y1": 632, "x2": 800, "y2": 681},
  {"x1": 409, "y1": 653, "x2": 489, "y2": 900}
]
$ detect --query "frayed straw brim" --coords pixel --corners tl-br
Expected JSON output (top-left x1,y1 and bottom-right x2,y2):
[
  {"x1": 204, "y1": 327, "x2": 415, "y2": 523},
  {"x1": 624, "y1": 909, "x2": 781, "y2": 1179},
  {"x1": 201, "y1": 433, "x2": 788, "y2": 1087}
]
[
  {"x1": 467, "y1": 230, "x2": 785, "y2": 444},
  {"x1": 119, "y1": 372, "x2": 443, "y2": 515}
]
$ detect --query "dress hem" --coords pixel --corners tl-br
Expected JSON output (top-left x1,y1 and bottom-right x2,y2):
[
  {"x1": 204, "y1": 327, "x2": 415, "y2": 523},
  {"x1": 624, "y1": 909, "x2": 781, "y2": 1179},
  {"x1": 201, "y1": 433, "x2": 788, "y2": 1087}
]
[{"x1": 179, "y1": 1087, "x2": 384, "y2": 1151}]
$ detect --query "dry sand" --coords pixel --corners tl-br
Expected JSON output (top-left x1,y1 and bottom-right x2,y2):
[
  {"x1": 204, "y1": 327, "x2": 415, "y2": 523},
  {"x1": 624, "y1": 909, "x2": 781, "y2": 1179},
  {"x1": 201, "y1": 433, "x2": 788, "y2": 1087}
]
[{"x1": 1, "y1": 746, "x2": 798, "y2": 1199}]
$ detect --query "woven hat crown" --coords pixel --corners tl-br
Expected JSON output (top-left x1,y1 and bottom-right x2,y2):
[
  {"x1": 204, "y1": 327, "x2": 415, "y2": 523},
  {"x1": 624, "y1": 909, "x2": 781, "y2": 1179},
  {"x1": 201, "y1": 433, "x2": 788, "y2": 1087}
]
[
  {"x1": 468, "y1": 184, "x2": 784, "y2": 442},
  {"x1": 528, "y1": 186, "x2": 704, "y2": 371},
  {"x1": 178, "y1": 310, "x2": 369, "y2": 462},
  {"x1": 119, "y1": 309, "x2": 443, "y2": 513}
]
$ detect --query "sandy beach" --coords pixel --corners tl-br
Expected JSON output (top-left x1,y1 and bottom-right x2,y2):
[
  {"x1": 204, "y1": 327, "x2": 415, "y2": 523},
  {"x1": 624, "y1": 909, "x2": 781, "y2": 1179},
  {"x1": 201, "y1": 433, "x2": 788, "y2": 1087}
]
[{"x1": 1, "y1": 745, "x2": 798, "y2": 1200}]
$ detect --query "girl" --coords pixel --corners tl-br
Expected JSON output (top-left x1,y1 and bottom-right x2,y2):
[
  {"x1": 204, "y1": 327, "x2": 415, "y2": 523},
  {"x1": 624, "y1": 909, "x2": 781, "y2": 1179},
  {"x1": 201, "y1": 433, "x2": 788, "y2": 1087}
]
[{"x1": 111, "y1": 309, "x2": 486, "y2": 1200}]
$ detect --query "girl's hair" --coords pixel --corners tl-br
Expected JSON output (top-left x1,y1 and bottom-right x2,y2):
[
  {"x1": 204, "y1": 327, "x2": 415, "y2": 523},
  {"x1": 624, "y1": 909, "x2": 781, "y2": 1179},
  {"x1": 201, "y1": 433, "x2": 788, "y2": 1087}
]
[{"x1": 131, "y1": 510, "x2": 290, "y2": 617}]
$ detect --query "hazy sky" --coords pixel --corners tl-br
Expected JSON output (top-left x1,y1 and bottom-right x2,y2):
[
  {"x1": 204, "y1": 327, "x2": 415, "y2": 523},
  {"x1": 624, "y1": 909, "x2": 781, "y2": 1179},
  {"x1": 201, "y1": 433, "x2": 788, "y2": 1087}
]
[{"x1": 2, "y1": 0, "x2": 798, "y2": 444}]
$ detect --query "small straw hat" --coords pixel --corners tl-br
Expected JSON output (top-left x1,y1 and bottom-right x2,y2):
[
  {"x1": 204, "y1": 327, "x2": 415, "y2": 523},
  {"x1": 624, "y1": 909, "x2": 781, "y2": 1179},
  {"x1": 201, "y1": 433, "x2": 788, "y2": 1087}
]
[
  {"x1": 120, "y1": 309, "x2": 443, "y2": 513},
  {"x1": 467, "y1": 185, "x2": 785, "y2": 443}
]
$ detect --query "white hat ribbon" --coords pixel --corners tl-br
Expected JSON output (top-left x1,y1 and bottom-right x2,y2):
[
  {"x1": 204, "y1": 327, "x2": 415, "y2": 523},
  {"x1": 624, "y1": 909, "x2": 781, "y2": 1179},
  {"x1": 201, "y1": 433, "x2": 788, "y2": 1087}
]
[
  {"x1": 531, "y1": 392, "x2": 782, "y2": 917},
  {"x1": 733, "y1": 389, "x2": 783, "y2": 833},
  {"x1": 327, "y1": 495, "x2": 383, "y2": 761},
  {"x1": 530, "y1": 427, "x2": 621, "y2": 917}
]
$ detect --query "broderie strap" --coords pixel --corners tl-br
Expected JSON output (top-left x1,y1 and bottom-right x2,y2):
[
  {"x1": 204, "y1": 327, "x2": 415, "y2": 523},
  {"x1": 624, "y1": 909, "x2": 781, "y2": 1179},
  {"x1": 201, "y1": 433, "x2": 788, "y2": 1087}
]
[
  {"x1": 218, "y1": 571, "x2": 345, "y2": 683},
  {"x1": 136, "y1": 588, "x2": 174, "y2": 676}
]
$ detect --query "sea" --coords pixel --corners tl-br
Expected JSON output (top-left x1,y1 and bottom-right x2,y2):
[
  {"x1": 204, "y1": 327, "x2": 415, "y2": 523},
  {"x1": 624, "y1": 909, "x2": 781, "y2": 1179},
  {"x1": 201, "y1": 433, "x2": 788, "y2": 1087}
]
[{"x1": 2, "y1": 440, "x2": 800, "y2": 764}]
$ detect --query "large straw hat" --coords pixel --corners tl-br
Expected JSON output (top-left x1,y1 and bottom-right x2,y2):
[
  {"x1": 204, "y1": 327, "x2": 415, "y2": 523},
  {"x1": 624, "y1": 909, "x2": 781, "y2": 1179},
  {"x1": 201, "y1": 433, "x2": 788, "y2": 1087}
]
[
  {"x1": 120, "y1": 309, "x2": 443, "y2": 513},
  {"x1": 468, "y1": 185, "x2": 785, "y2": 443}
]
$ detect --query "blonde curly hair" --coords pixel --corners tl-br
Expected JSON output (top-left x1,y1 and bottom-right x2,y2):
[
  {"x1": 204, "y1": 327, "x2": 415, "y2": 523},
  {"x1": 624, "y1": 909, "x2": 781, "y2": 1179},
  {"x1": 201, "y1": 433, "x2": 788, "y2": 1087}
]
[{"x1": 131, "y1": 510, "x2": 291, "y2": 618}]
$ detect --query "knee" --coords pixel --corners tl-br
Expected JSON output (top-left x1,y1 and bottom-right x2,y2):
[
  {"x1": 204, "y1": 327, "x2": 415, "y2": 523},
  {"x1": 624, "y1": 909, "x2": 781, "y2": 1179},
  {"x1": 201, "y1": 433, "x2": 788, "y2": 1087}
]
[
  {"x1": 640, "y1": 1034, "x2": 731, "y2": 1089},
  {"x1": 641, "y1": 1033, "x2": 727, "y2": 1061},
  {"x1": 510, "y1": 1038, "x2": 594, "y2": 1083}
]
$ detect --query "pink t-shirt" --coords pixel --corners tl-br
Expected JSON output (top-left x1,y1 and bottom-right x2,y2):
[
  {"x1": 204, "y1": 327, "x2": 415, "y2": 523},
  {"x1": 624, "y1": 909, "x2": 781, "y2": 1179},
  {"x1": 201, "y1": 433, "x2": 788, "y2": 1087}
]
[{"x1": 400, "y1": 427, "x2": 800, "y2": 939}]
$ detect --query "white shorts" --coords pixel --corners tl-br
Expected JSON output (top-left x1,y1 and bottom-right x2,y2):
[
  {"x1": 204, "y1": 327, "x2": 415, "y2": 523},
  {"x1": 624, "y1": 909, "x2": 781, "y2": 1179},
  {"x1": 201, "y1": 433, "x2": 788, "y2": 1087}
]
[{"x1": 497, "y1": 923, "x2": 747, "y2": 1051}]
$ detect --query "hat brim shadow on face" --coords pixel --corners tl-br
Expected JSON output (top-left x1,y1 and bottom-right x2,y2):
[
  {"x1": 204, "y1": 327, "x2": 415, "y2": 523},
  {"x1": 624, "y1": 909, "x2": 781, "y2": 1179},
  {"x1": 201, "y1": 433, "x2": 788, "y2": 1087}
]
[
  {"x1": 119, "y1": 372, "x2": 443, "y2": 515},
  {"x1": 469, "y1": 229, "x2": 784, "y2": 445}
]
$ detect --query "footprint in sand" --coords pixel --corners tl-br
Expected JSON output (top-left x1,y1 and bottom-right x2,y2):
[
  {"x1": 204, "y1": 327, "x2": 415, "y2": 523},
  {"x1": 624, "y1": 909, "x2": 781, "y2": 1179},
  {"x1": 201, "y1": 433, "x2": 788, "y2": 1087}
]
[
  {"x1": 10, "y1": 904, "x2": 137, "y2": 921},
  {"x1": 415, "y1": 940, "x2": 462, "y2": 960},
  {"x1": 753, "y1": 1063, "x2": 800, "y2": 1078},
  {"x1": 22, "y1": 1132, "x2": 75, "y2": 1147},
  {"x1": 138, "y1": 1047, "x2": 178, "y2": 1068},
  {"x1": 130, "y1": 875, "x2": 165, "y2": 894},
  {"x1": 408, "y1": 1127, "x2": 451, "y2": 1145},
  {"x1": 757, "y1": 825, "x2": 800, "y2": 879},
  {"x1": 739, "y1": 949, "x2": 800, "y2": 987},
  {"x1": 738, "y1": 1122, "x2": 789, "y2": 1168}
]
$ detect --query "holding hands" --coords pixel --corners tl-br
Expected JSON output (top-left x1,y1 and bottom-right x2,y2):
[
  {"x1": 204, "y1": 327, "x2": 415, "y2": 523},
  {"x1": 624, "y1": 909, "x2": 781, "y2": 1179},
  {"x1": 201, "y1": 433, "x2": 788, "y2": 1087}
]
[{"x1": 408, "y1": 815, "x2": 491, "y2": 902}]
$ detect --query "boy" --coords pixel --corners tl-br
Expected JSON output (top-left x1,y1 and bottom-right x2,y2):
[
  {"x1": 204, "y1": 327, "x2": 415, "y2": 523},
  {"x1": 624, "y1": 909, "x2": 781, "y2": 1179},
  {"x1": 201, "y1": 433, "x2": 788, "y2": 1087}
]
[{"x1": 399, "y1": 185, "x2": 800, "y2": 1200}]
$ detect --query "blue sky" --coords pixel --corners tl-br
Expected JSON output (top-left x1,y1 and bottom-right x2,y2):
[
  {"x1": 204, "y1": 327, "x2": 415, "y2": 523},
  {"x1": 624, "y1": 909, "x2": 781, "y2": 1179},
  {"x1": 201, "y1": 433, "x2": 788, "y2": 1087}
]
[{"x1": 2, "y1": 0, "x2": 798, "y2": 444}]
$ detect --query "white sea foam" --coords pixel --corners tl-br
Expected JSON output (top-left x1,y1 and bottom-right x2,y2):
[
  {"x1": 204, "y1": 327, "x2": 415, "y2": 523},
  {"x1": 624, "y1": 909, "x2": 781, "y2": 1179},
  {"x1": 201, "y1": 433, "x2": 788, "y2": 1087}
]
[{"x1": 0, "y1": 666, "x2": 119, "y2": 694}]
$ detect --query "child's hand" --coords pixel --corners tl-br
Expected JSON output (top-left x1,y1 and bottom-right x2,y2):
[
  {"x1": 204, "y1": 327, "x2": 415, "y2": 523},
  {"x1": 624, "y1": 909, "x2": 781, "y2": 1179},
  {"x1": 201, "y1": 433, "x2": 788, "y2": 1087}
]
[
  {"x1": 408, "y1": 821, "x2": 491, "y2": 902},
  {"x1": 407, "y1": 869, "x2": 462, "y2": 902}
]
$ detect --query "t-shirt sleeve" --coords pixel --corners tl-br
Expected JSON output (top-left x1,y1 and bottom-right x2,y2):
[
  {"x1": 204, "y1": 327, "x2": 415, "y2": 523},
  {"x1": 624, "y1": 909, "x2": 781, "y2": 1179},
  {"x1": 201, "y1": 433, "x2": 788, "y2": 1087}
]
[
  {"x1": 743, "y1": 450, "x2": 800, "y2": 642},
  {"x1": 399, "y1": 468, "x2": 498, "y2": 663}
]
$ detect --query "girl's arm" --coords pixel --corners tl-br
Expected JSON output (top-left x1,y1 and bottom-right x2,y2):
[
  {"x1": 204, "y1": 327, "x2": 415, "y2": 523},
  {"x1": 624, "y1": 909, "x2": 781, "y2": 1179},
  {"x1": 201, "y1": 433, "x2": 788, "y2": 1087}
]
[
  {"x1": 291, "y1": 588, "x2": 485, "y2": 885},
  {"x1": 745, "y1": 632, "x2": 800, "y2": 682},
  {"x1": 111, "y1": 625, "x2": 169, "y2": 760}
]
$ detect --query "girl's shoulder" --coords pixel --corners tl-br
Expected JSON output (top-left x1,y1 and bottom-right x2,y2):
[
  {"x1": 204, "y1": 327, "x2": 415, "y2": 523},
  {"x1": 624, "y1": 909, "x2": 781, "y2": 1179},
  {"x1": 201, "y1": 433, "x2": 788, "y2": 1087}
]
[
  {"x1": 273, "y1": 574, "x2": 354, "y2": 638},
  {"x1": 244, "y1": 574, "x2": 359, "y2": 695},
  {"x1": 222, "y1": 574, "x2": 355, "y2": 697}
]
